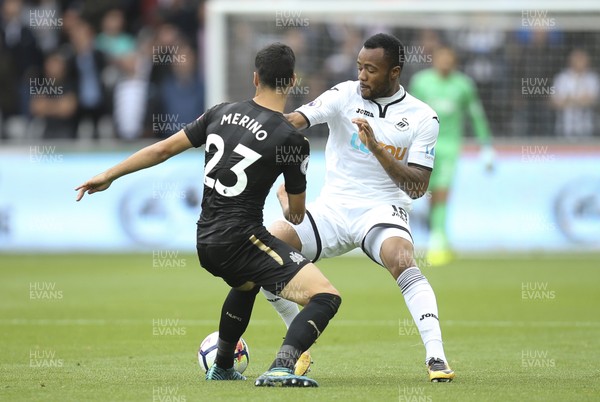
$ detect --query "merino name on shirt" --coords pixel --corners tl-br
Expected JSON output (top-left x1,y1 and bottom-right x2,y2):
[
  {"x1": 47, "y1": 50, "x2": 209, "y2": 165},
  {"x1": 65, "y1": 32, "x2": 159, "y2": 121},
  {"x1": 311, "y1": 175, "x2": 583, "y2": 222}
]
[{"x1": 220, "y1": 113, "x2": 268, "y2": 140}]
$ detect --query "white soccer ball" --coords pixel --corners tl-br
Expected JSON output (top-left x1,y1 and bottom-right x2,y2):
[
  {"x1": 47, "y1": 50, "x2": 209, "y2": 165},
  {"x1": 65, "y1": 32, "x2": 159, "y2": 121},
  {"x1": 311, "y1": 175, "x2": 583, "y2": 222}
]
[{"x1": 198, "y1": 331, "x2": 249, "y2": 374}]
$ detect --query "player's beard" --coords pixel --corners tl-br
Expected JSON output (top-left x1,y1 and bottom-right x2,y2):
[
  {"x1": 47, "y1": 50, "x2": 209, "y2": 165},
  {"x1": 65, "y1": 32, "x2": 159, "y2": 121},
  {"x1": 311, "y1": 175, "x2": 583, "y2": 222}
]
[
  {"x1": 360, "y1": 80, "x2": 396, "y2": 100},
  {"x1": 359, "y1": 84, "x2": 375, "y2": 100}
]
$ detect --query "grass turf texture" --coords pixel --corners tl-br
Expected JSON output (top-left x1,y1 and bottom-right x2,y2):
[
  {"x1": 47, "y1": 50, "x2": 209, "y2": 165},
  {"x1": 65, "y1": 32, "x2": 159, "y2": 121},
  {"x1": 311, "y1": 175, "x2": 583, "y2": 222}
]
[{"x1": 1, "y1": 253, "x2": 599, "y2": 401}]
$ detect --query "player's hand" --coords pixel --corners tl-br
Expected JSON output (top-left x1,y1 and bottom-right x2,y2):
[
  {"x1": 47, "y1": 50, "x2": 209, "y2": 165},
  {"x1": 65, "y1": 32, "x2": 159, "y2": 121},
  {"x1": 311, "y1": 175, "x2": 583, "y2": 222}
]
[
  {"x1": 75, "y1": 172, "x2": 113, "y2": 201},
  {"x1": 275, "y1": 183, "x2": 291, "y2": 218},
  {"x1": 276, "y1": 183, "x2": 289, "y2": 206},
  {"x1": 351, "y1": 118, "x2": 380, "y2": 153}
]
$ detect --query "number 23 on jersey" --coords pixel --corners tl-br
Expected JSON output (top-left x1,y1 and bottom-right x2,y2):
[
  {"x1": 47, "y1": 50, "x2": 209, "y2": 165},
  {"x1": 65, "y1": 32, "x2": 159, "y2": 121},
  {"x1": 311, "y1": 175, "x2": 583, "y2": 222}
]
[{"x1": 203, "y1": 134, "x2": 262, "y2": 197}]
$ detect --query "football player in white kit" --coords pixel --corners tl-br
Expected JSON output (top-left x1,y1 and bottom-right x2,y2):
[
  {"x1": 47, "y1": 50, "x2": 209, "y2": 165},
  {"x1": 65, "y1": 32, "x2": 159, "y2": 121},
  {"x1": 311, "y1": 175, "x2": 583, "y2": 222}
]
[{"x1": 262, "y1": 33, "x2": 455, "y2": 382}]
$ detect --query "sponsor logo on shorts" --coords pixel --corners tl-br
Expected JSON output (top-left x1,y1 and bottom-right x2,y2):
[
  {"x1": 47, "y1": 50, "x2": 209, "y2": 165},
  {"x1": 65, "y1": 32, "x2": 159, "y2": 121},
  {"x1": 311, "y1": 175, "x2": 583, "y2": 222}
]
[
  {"x1": 392, "y1": 205, "x2": 408, "y2": 223},
  {"x1": 289, "y1": 251, "x2": 306, "y2": 265}
]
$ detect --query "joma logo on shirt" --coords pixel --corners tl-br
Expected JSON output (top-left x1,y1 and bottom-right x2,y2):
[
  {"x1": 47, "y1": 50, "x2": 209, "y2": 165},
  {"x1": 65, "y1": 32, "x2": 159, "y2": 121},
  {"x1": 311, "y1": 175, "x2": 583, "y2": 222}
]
[
  {"x1": 350, "y1": 132, "x2": 407, "y2": 160},
  {"x1": 355, "y1": 108, "x2": 374, "y2": 117}
]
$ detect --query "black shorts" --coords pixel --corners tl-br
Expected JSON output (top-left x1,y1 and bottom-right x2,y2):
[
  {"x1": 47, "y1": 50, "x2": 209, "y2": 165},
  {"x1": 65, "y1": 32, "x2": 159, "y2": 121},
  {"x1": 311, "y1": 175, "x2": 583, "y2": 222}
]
[{"x1": 196, "y1": 227, "x2": 310, "y2": 294}]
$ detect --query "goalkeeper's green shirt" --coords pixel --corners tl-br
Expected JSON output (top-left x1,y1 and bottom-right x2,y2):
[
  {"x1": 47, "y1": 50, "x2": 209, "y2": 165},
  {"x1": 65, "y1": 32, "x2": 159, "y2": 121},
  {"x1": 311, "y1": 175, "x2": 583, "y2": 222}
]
[{"x1": 409, "y1": 69, "x2": 491, "y2": 155}]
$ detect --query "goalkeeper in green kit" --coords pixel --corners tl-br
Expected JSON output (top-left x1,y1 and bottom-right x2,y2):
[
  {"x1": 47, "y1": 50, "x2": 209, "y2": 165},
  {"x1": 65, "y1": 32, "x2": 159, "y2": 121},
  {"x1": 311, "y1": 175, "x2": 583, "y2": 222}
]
[{"x1": 410, "y1": 46, "x2": 494, "y2": 266}]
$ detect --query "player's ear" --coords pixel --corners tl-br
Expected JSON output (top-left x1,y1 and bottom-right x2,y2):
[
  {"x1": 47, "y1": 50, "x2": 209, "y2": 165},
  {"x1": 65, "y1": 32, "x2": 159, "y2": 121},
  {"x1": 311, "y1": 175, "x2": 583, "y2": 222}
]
[
  {"x1": 253, "y1": 72, "x2": 259, "y2": 88},
  {"x1": 390, "y1": 66, "x2": 401, "y2": 81},
  {"x1": 290, "y1": 73, "x2": 297, "y2": 88}
]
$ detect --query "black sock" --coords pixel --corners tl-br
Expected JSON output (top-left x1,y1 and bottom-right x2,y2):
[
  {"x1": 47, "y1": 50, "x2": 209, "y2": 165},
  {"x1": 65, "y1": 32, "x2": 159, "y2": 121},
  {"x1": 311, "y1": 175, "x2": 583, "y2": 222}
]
[
  {"x1": 270, "y1": 292, "x2": 341, "y2": 370},
  {"x1": 215, "y1": 338, "x2": 237, "y2": 370},
  {"x1": 271, "y1": 345, "x2": 302, "y2": 371},
  {"x1": 214, "y1": 287, "x2": 259, "y2": 369}
]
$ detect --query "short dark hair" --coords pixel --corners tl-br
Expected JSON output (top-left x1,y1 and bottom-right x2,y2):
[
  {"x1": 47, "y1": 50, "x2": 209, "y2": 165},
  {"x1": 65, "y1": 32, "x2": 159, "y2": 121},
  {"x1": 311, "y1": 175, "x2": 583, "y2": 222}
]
[
  {"x1": 363, "y1": 33, "x2": 405, "y2": 70},
  {"x1": 255, "y1": 42, "x2": 295, "y2": 89}
]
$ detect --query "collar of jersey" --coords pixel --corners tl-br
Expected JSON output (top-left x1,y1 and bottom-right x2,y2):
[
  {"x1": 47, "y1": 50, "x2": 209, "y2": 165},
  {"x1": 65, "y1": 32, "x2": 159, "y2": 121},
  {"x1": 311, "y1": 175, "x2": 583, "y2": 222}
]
[{"x1": 372, "y1": 85, "x2": 406, "y2": 106}]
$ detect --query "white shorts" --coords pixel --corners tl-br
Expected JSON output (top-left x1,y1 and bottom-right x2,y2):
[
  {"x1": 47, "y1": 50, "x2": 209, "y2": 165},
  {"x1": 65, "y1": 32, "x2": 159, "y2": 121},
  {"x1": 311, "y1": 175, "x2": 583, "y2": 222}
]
[{"x1": 292, "y1": 198, "x2": 413, "y2": 266}]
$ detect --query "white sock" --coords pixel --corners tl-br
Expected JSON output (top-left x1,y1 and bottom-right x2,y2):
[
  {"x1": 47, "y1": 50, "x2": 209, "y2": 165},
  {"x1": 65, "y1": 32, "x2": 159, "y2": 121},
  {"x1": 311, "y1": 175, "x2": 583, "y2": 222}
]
[
  {"x1": 261, "y1": 288, "x2": 300, "y2": 329},
  {"x1": 396, "y1": 267, "x2": 447, "y2": 363}
]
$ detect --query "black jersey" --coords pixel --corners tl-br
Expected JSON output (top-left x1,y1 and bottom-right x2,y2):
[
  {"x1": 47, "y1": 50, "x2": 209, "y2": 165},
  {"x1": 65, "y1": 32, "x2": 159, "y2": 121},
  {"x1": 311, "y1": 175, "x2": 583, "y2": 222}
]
[{"x1": 184, "y1": 100, "x2": 310, "y2": 244}]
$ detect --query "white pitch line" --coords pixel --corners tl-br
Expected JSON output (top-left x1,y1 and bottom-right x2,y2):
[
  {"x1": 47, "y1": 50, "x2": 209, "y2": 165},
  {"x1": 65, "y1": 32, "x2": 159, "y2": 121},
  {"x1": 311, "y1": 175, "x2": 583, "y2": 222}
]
[{"x1": 0, "y1": 318, "x2": 599, "y2": 328}]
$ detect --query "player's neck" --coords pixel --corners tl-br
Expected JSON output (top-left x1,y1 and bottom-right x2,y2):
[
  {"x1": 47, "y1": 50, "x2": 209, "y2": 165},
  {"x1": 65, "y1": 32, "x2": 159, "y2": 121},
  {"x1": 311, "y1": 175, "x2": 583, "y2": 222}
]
[
  {"x1": 253, "y1": 88, "x2": 287, "y2": 113},
  {"x1": 375, "y1": 84, "x2": 402, "y2": 102},
  {"x1": 382, "y1": 84, "x2": 401, "y2": 98}
]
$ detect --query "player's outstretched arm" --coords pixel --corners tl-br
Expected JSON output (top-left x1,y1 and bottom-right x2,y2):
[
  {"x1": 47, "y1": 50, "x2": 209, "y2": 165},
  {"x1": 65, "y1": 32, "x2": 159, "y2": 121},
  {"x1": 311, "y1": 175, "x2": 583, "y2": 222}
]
[
  {"x1": 284, "y1": 112, "x2": 309, "y2": 130},
  {"x1": 352, "y1": 118, "x2": 430, "y2": 199},
  {"x1": 75, "y1": 130, "x2": 193, "y2": 201}
]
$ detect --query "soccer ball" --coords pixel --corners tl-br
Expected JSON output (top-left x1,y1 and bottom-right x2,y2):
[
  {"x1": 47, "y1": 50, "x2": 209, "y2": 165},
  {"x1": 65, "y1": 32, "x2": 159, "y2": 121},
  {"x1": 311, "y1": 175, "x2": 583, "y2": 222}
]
[{"x1": 197, "y1": 331, "x2": 249, "y2": 374}]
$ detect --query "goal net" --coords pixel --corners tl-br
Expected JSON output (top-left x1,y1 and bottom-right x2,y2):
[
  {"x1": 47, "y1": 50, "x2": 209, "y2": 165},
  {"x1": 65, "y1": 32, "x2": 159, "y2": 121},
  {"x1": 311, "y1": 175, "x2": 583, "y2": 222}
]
[{"x1": 205, "y1": 0, "x2": 600, "y2": 138}]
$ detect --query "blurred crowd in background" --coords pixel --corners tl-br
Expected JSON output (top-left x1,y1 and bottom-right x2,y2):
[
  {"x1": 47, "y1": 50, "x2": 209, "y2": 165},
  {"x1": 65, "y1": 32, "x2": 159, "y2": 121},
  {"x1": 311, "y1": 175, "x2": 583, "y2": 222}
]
[
  {"x1": 233, "y1": 22, "x2": 600, "y2": 140},
  {"x1": 1, "y1": 0, "x2": 206, "y2": 141},
  {"x1": 1, "y1": 0, "x2": 599, "y2": 141}
]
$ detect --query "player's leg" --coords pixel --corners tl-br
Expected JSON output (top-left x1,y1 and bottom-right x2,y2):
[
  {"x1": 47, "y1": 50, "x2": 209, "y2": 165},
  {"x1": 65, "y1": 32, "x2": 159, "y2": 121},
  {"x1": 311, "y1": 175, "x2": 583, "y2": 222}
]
[
  {"x1": 361, "y1": 206, "x2": 454, "y2": 382},
  {"x1": 268, "y1": 218, "x2": 303, "y2": 250},
  {"x1": 378, "y1": 236, "x2": 453, "y2": 381},
  {"x1": 206, "y1": 284, "x2": 260, "y2": 381},
  {"x1": 259, "y1": 218, "x2": 309, "y2": 374},
  {"x1": 427, "y1": 152, "x2": 458, "y2": 266},
  {"x1": 211, "y1": 227, "x2": 338, "y2": 387},
  {"x1": 263, "y1": 204, "x2": 346, "y2": 316},
  {"x1": 429, "y1": 187, "x2": 452, "y2": 265},
  {"x1": 260, "y1": 281, "x2": 313, "y2": 375},
  {"x1": 261, "y1": 204, "x2": 346, "y2": 375},
  {"x1": 260, "y1": 218, "x2": 306, "y2": 329},
  {"x1": 256, "y1": 264, "x2": 341, "y2": 387},
  {"x1": 197, "y1": 243, "x2": 260, "y2": 381},
  {"x1": 272, "y1": 262, "x2": 340, "y2": 365}
]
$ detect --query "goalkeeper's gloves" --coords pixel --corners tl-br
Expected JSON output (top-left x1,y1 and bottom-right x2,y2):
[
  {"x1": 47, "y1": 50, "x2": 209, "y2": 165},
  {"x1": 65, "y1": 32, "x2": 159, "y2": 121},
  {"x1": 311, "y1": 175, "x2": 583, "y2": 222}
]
[{"x1": 480, "y1": 144, "x2": 495, "y2": 173}]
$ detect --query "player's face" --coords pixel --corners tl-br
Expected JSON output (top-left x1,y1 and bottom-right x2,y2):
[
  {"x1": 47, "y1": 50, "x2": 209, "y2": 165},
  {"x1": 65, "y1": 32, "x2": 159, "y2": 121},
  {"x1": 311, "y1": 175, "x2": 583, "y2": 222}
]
[
  {"x1": 433, "y1": 48, "x2": 456, "y2": 76},
  {"x1": 356, "y1": 47, "x2": 400, "y2": 100}
]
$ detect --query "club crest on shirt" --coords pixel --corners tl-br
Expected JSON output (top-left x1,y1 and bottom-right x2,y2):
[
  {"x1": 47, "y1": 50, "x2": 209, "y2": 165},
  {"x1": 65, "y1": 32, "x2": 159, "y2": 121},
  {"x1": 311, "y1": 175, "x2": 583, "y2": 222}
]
[{"x1": 395, "y1": 117, "x2": 409, "y2": 131}]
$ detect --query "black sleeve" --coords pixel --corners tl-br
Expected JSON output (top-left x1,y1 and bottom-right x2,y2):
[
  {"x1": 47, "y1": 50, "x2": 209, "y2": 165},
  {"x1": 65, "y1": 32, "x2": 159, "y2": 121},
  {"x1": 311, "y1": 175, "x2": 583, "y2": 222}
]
[
  {"x1": 183, "y1": 103, "x2": 227, "y2": 147},
  {"x1": 282, "y1": 133, "x2": 310, "y2": 195}
]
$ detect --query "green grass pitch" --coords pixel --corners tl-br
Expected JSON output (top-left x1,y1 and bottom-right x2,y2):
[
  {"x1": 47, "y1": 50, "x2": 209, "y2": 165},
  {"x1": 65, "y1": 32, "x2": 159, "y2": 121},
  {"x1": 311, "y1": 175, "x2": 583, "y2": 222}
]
[{"x1": 1, "y1": 253, "x2": 599, "y2": 401}]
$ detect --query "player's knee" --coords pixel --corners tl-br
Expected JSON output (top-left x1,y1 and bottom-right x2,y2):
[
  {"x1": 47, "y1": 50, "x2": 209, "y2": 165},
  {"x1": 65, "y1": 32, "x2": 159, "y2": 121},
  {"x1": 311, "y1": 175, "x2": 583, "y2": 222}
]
[
  {"x1": 306, "y1": 281, "x2": 340, "y2": 302},
  {"x1": 396, "y1": 246, "x2": 415, "y2": 269},
  {"x1": 313, "y1": 273, "x2": 340, "y2": 297},
  {"x1": 322, "y1": 283, "x2": 340, "y2": 298},
  {"x1": 309, "y1": 292, "x2": 342, "y2": 316},
  {"x1": 382, "y1": 240, "x2": 415, "y2": 278}
]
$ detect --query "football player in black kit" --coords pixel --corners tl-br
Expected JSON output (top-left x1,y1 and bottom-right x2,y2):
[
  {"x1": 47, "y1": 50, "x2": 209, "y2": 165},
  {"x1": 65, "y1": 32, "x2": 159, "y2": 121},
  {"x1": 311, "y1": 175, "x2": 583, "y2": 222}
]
[{"x1": 75, "y1": 43, "x2": 341, "y2": 388}]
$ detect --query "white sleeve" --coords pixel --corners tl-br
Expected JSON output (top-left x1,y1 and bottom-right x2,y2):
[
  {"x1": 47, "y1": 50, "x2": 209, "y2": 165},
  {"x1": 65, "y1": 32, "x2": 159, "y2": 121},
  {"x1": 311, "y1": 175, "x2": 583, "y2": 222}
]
[
  {"x1": 296, "y1": 82, "x2": 350, "y2": 127},
  {"x1": 407, "y1": 115, "x2": 439, "y2": 170}
]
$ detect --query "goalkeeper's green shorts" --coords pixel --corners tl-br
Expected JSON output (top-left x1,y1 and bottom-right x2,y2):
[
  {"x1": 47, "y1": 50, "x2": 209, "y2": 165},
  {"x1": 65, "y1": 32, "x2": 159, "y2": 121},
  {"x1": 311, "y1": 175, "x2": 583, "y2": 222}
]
[{"x1": 428, "y1": 152, "x2": 459, "y2": 191}]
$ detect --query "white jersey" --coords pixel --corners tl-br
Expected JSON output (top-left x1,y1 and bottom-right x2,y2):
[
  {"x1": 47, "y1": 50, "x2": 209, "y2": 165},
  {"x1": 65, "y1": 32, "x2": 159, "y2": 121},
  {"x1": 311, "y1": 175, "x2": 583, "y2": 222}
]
[{"x1": 296, "y1": 80, "x2": 439, "y2": 209}]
